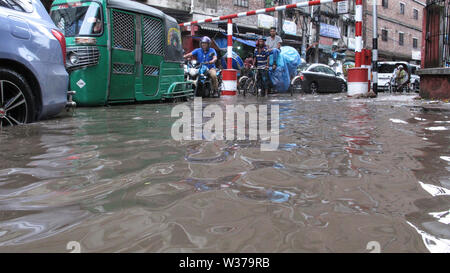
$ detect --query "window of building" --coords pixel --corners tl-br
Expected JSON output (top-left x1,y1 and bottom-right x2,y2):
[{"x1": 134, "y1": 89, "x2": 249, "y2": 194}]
[
  {"x1": 413, "y1": 9, "x2": 419, "y2": 20},
  {"x1": 382, "y1": 29, "x2": 388, "y2": 42},
  {"x1": 399, "y1": 32, "x2": 404, "y2": 46},
  {"x1": 413, "y1": 38, "x2": 418, "y2": 48},
  {"x1": 198, "y1": 0, "x2": 217, "y2": 10},
  {"x1": 234, "y1": 0, "x2": 248, "y2": 8},
  {"x1": 382, "y1": 0, "x2": 388, "y2": 8},
  {"x1": 400, "y1": 3, "x2": 405, "y2": 15}
]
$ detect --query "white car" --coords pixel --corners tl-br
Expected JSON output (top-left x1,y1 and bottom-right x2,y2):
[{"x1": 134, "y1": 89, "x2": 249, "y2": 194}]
[{"x1": 377, "y1": 61, "x2": 414, "y2": 92}]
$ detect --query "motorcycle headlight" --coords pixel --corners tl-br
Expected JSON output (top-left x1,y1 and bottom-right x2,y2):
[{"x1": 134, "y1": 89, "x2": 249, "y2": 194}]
[
  {"x1": 191, "y1": 60, "x2": 197, "y2": 66},
  {"x1": 189, "y1": 68, "x2": 198, "y2": 77}
]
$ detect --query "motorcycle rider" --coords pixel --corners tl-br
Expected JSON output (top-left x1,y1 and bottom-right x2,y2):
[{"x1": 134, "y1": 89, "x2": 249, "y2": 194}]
[
  {"x1": 252, "y1": 36, "x2": 270, "y2": 97},
  {"x1": 183, "y1": 36, "x2": 219, "y2": 94}
]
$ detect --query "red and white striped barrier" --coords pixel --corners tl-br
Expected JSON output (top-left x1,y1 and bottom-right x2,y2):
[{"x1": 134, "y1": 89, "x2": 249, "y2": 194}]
[
  {"x1": 179, "y1": 0, "x2": 357, "y2": 96},
  {"x1": 347, "y1": 0, "x2": 368, "y2": 97},
  {"x1": 355, "y1": 0, "x2": 363, "y2": 68},
  {"x1": 222, "y1": 70, "x2": 238, "y2": 96},
  {"x1": 347, "y1": 68, "x2": 369, "y2": 97},
  {"x1": 179, "y1": 0, "x2": 346, "y2": 27},
  {"x1": 222, "y1": 19, "x2": 237, "y2": 96}
]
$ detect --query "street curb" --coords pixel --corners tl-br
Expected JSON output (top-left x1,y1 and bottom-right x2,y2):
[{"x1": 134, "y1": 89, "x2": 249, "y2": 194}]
[{"x1": 420, "y1": 104, "x2": 450, "y2": 113}]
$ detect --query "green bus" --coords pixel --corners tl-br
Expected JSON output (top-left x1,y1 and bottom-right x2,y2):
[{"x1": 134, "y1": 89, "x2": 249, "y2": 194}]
[{"x1": 50, "y1": 0, "x2": 193, "y2": 106}]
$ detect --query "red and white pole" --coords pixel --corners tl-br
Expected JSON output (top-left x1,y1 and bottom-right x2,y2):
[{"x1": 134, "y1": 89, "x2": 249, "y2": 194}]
[
  {"x1": 222, "y1": 18, "x2": 237, "y2": 96},
  {"x1": 355, "y1": 0, "x2": 363, "y2": 68},
  {"x1": 347, "y1": 0, "x2": 369, "y2": 97},
  {"x1": 227, "y1": 19, "x2": 233, "y2": 69},
  {"x1": 178, "y1": 0, "x2": 348, "y2": 96}
]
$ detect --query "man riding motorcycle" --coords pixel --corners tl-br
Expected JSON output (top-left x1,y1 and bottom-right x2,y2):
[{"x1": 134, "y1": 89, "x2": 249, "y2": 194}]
[
  {"x1": 252, "y1": 36, "x2": 271, "y2": 97},
  {"x1": 183, "y1": 36, "x2": 219, "y2": 95}
]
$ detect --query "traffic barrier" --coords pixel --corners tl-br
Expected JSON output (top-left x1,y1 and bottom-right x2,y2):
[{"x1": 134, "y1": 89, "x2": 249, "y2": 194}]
[
  {"x1": 347, "y1": 67, "x2": 369, "y2": 97},
  {"x1": 222, "y1": 69, "x2": 237, "y2": 96},
  {"x1": 180, "y1": 0, "x2": 349, "y2": 97}
]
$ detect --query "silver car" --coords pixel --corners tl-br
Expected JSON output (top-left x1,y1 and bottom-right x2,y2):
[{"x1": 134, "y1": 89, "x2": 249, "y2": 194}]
[{"x1": 0, "y1": 0, "x2": 69, "y2": 127}]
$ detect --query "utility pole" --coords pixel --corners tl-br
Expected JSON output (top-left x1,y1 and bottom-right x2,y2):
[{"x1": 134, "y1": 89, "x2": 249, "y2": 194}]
[
  {"x1": 277, "y1": 0, "x2": 284, "y2": 38},
  {"x1": 301, "y1": 13, "x2": 308, "y2": 60},
  {"x1": 372, "y1": 0, "x2": 378, "y2": 95},
  {"x1": 314, "y1": 6, "x2": 321, "y2": 63}
]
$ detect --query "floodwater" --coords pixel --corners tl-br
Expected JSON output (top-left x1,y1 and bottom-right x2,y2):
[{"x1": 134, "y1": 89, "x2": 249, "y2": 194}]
[{"x1": 0, "y1": 93, "x2": 449, "y2": 253}]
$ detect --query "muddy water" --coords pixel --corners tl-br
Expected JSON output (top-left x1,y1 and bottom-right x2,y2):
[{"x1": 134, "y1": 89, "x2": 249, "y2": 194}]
[{"x1": 0, "y1": 94, "x2": 449, "y2": 253}]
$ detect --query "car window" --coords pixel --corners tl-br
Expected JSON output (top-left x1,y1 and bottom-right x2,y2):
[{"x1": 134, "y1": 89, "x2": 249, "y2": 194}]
[
  {"x1": 321, "y1": 66, "x2": 336, "y2": 76},
  {"x1": 310, "y1": 66, "x2": 322, "y2": 73},
  {"x1": 378, "y1": 63, "x2": 397, "y2": 74},
  {"x1": 0, "y1": 0, "x2": 33, "y2": 13}
]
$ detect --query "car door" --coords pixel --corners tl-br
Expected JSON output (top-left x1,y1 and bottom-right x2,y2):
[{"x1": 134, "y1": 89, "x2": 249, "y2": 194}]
[
  {"x1": 316, "y1": 66, "x2": 334, "y2": 92},
  {"x1": 305, "y1": 66, "x2": 321, "y2": 91},
  {"x1": 321, "y1": 66, "x2": 340, "y2": 92}
]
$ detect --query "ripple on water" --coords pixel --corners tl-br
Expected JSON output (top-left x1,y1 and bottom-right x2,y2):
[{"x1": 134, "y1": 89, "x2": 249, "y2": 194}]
[{"x1": 0, "y1": 94, "x2": 448, "y2": 252}]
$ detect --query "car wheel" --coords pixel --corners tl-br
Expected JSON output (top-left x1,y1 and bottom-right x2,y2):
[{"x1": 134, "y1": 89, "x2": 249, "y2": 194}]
[
  {"x1": 309, "y1": 82, "x2": 318, "y2": 94},
  {"x1": 0, "y1": 68, "x2": 35, "y2": 128},
  {"x1": 291, "y1": 77, "x2": 303, "y2": 95},
  {"x1": 340, "y1": 83, "x2": 347, "y2": 93}
]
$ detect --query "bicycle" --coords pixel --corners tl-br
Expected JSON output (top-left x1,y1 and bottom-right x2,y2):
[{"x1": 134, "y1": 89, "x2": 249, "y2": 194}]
[{"x1": 243, "y1": 67, "x2": 267, "y2": 97}]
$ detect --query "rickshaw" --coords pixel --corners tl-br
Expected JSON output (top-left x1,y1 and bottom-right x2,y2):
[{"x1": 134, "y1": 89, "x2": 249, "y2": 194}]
[{"x1": 50, "y1": 0, "x2": 193, "y2": 106}]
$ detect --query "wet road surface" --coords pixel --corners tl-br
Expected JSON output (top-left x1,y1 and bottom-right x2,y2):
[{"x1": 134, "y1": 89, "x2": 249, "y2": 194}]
[{"x1": 0, "y1": 93, "x2": 449, "y2": 252}]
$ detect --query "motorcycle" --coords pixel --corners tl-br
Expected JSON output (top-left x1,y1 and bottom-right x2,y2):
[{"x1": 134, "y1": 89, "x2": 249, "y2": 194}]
[{"x1": 184, "y1": 59, "x2": 221, "y2": 98}]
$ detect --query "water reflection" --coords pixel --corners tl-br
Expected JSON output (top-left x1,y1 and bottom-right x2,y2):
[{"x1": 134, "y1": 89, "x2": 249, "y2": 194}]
[{"x1": 0, "y1": 94, "x2": 448, "y2": 252}]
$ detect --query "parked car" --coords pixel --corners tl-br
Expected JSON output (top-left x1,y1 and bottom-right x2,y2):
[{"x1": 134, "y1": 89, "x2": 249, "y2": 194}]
[
  {"x1": 290, "y1": 63, "x2": 347, "y2": 94},
  {"x1": 0, "y1": 0, "x2": 69, "y2": 127}
]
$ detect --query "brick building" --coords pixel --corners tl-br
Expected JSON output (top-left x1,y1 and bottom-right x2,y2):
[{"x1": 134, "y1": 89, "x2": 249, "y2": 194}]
[{"x1": 364, "y1": 0, "x2": 426, "y2": 63}]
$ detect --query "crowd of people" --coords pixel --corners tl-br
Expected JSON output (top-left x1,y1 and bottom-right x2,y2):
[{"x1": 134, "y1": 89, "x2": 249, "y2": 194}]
[{"x1": 184, "y1": 27, "x2": 284, "y2": 96}]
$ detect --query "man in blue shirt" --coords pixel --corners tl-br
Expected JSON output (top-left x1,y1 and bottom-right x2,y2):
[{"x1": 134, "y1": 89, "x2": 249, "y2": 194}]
[
  {"x1": 252, "y1": 37, "x2": 270, "y2": 97},
  {"x1": 184, "y1": 36, "x2": 218, "y2": 93}
]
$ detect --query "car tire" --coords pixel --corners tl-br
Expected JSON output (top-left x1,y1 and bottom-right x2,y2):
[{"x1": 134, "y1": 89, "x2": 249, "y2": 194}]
[
  {"x1": 340, "y1": 83, "x2": 347, "y2": 93},
  {"x1": 0, "y1": 68, "x2": 36, "y2": 127},
  {"x1": 291, "y1": 77, "x2": 303, "y2": 95},
  {"x1": 309, "y1": 82, "x2": 318, "y2": 94}
]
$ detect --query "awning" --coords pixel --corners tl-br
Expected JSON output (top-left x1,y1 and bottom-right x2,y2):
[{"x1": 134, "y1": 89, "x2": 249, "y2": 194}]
[
  {"x1": 199, "y1": 24, "x2": 226, "y2": 33},
  {"x1": 232, "y1": 36, "x2": 256, "y2": 47}
]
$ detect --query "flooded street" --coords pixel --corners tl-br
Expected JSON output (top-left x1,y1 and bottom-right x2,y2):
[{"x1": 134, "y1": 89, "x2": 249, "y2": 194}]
[{"x1": 0, "y1": 93, "x2": 449, "y2": 253}]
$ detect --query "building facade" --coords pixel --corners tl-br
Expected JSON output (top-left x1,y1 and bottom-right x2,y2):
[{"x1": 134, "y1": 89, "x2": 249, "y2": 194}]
[{"x1": 364, "y1": 0, "x2": 426, "y2": 63}]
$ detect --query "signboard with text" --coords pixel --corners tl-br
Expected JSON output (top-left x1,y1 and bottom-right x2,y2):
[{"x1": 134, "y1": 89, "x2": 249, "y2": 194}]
[
  {"x1": 320, "y1": 23, "x2": 341, "y2": 39},
  {"x1": 337, "y1": 1, "x2": 348, "y2": 14}
]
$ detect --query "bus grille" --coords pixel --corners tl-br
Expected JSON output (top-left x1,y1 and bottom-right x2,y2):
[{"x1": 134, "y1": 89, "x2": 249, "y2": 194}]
[{"x1": 67, "y1": 46, "x2": 100, "y2": 70}]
